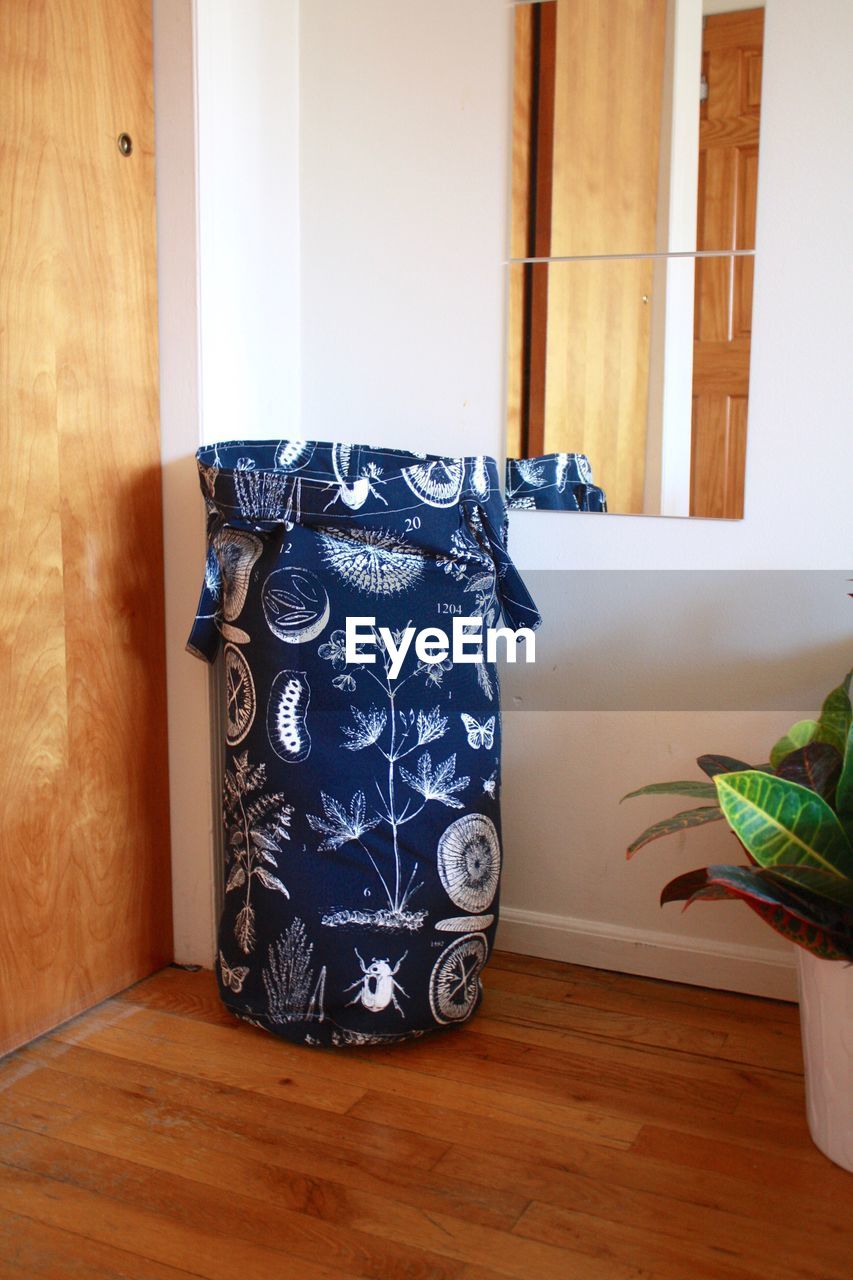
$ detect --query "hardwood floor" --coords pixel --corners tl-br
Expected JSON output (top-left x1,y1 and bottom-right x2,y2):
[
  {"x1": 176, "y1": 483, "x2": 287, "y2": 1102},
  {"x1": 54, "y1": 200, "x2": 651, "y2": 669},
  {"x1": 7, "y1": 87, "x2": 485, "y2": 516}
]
[{"x1": 0, "y1": 953, "x2": 849, "y2": 1279}]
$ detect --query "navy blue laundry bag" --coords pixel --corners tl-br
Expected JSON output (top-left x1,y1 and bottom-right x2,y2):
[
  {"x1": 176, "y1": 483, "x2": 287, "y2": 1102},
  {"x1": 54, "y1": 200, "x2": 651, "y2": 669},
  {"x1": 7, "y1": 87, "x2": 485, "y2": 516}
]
[{"x1": 188, "y1": 440, "x2": 541, "y2": 1046}]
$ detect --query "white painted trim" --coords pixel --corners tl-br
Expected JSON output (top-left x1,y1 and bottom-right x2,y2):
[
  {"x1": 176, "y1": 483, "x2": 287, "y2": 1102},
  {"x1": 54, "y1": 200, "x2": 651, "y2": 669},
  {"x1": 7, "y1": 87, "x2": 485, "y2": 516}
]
[
  {"x1": 496, "y1": 906, "x2": 798, "y2": 1001},
  {"x1": 153, "y1": 0, "x2": 218, "y2": 967}
]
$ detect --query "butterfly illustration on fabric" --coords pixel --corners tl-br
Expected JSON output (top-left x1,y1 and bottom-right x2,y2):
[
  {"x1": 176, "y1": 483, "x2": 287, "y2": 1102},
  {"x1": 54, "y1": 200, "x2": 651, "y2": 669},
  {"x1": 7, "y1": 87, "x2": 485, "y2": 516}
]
[
  {"x1": 460, "y1": 713, "x2": 495, "y2": 750},
  {"x1": 219, "y1": 951, "x2": 250, "y2": 994},
  {"x1": 482, "y1": 771, "x2": 497, "y2": 797}
]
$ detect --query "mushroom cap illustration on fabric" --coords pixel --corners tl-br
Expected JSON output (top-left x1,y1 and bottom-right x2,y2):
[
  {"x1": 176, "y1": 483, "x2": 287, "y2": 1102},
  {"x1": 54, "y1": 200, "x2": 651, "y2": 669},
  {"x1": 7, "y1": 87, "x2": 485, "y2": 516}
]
[
  {"x1": 436, "y1": 813, "x2": 501, "y2": 912},
  {"x1": 262, "y1": 567, "x2": 330, "y2": 644},
  {"x1": 316, "y1": 525, "x2": 424, "y2": 595},
  {"x1": 429, "y1": 933, "x2": 489, "y2": 1024},
  {"x1": 224, "y1": 644, "x2": 256, "y2": 745},
  {"x1": 213, "y1": 528, "x2": 263, "y2": 621},
  {"x1": 267, "y1": 670, "x2": 311, "y2": 762},
  {"x1": 434, "y1": 913, "x2": 495, "y2": 933},
  {"x1": 401, "y1": 458, "x2": 465, "y2": 507}
]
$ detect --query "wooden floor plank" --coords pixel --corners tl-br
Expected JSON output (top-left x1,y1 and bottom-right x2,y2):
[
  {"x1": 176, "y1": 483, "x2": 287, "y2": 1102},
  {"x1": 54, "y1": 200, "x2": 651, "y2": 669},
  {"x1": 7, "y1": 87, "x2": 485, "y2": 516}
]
[
  {"x1": 1, "y1": 1065, "x2": 527, "y2": 1231},
  {"x1": 0, "y1": 959, "x2": 848, "y2": 1280},
  {"x1": 0, "y1": 1207, "x2": 198, "y2": 1280}
]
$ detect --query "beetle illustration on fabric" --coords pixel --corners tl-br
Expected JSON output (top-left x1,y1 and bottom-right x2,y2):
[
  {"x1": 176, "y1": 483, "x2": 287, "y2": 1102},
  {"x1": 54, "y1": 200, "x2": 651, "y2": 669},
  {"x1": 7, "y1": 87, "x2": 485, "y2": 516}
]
[
  {"x1": 321, "y1": 443, "x2": 389, "y2": 512},
  {"x1": 345, "y1": 948, "x2": 409, "y2": 1015}
]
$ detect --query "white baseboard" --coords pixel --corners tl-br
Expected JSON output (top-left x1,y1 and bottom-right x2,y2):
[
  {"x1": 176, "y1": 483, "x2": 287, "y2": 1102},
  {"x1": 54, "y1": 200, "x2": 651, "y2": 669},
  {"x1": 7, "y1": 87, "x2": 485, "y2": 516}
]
[{"x1": 495, "y1": 906, "x2": 798, "y2": 1002}]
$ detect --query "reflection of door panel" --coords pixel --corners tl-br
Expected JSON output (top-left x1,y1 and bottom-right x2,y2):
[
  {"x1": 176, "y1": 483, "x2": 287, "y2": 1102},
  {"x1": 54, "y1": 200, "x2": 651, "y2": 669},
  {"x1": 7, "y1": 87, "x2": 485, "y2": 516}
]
[
  {"x1": 0, "y1": 0, "x2": 173, "y2": 1055},
  {"x1": 544, "y1": 258, "x2": 655, "y2": 515},
  {"x1": 691, "y1": 8, "x2": 763, "y2": 518},
  {"x1": 510, "y1": 0, "x2": 666, "y2": 514}
]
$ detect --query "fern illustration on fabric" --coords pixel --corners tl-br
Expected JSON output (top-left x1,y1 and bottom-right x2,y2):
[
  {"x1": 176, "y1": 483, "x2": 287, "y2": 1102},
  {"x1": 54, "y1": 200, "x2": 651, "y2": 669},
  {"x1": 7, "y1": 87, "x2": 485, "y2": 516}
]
[
  {"x1": 262, "y1": 918, "x2": 326, "y2": 1025},
  {"x1": 309, "y1": 629, "x2": 470, "y2": 931},
  {"x1": 223, "y1": 750, "x2": 292, "y2": 954}
]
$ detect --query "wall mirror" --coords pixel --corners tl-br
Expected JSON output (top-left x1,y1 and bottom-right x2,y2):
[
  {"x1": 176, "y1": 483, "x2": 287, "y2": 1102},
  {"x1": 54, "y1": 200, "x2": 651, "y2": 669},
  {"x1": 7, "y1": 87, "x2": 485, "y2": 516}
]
[{"x1": 507, "y1": 0, "x2": 765, "y2": 518}]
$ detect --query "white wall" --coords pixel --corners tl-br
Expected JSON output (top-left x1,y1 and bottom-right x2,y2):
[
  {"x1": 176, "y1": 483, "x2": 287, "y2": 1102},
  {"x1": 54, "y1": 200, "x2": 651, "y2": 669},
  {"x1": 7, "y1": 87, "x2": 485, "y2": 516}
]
[
  {"x1": 155, "y1": 0, "x2": 852, "y2": 995},
  {"x1": 299, "y1": 1, "x2": 511, "y2": 456}
]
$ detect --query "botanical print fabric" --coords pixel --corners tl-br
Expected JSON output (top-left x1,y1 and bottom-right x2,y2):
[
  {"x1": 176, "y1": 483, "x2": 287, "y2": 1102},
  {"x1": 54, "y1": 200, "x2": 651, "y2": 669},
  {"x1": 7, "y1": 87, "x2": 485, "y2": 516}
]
[
  {"x1": 188, "y1": 440, "x2": 541, "y2": 1046},
  {"x1": 505, "y1": 453, "x2": 607, "y2": 511}
]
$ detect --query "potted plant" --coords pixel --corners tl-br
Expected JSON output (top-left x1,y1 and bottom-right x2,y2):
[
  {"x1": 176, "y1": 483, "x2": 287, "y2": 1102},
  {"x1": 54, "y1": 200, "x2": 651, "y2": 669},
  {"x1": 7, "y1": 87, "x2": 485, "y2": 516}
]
[{"x1": 624, "y1": 672, "x2": 853, "y2": 1171}]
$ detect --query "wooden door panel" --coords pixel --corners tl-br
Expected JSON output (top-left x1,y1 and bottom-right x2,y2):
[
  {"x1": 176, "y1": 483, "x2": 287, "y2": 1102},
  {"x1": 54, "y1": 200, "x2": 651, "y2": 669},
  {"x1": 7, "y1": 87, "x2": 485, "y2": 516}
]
[
  {"x1": 0, "y1": 0, "x2": 172, "y2": 1055},
  {"x1": 691, "y1": 394, "x2": 748, "y2": 520},
  {"x1": 691, "y1": 8, "x2": 763, "y2": 519}
]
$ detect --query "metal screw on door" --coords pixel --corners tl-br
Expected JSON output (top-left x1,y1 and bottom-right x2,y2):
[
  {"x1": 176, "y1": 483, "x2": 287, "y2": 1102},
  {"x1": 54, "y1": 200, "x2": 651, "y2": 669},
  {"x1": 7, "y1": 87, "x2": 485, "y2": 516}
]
[{"x1": 117, "y1": 133, "x2": 133, "y2": 157}]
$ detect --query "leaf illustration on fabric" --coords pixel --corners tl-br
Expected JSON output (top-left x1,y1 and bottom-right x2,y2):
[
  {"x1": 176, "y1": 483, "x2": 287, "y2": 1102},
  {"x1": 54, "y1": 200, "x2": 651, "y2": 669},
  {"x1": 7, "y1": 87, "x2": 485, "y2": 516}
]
[
  {"x1": 342, "y1": 706, "x2": 388, "y2": 751},
  {"x1": 307, "y1": 790, "x2": 381, "y2": 851},
  {"x1": 316, "y1": 525, "x2": 424, "y2": 595},
  {"x1": 234, "y1": 468, "x2": 291, "y2": 520},
  {"x1": 514, "y1": 458, "x2": 546, "y2": 486},
  {"x1": 400, "y1": 752, "x2": 470, "y2": 809},
  {"x1": 262, "y1": 918, "x2": 326, "y2": 1024},
  {"x1": 416, "y1": 708, "x2": 448, "y2": 746},
  {"x1": 223, "y1": 751, "x2": 293, "y2": 953}
]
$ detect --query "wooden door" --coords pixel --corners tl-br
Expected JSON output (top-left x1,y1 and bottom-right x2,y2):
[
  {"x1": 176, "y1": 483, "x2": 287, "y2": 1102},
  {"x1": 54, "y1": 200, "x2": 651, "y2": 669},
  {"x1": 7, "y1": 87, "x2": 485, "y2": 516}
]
[
  {"x1": 691, "y1": 8, "x2": 763, "y2": 518},
  {"x1": 0, "y1": 0, "x2": 173, "y2": 1056}
]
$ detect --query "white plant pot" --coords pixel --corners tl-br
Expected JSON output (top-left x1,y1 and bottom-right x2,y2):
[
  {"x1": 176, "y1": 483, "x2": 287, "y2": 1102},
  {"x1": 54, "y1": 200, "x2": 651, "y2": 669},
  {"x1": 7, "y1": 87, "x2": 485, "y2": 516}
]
[{"x1": 795, "y1": 947, "x2": 853, "y2": 1172}]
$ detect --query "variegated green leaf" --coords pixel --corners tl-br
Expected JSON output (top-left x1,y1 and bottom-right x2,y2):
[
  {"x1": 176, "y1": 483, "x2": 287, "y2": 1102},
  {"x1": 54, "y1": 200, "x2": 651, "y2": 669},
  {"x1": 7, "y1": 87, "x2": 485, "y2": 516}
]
[
  {"x1": 768, "y1": 864, "x2": 853, "y2": 908},
  {"x1": 621, "y1": 781, "x2": 718, "y2": 802},
  {"x1": 774, "y1": 741, "x2": 842, "y2": 801},
  {"x1": 769, "y1": 720, "x2": 819, "y2": 770},
  {"x1": 626, "y1": 806, "x2": 723, "y2": 858},
  {"x1": 714, "y1": 770, "x2": 853, "y2": 877},
  {"x1": 837, "y1": 718, "x2": 853, "y2": 842},
  {"x1": 814, "y1": 671, "x2": 852, "y2": 756}
]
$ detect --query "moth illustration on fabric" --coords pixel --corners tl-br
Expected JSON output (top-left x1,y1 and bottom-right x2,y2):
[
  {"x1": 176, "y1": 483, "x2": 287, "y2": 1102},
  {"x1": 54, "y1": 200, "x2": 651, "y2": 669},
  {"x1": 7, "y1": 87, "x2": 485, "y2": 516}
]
[
  {"x1": 218, "y1": 951, "x2": 250, "y2": 994},
  {"x1": 461, "y1": 713, "x2": 495, "y2": 750},
  {"x1": 223, "y1": 751, "x2": 292, "y2": 954}
]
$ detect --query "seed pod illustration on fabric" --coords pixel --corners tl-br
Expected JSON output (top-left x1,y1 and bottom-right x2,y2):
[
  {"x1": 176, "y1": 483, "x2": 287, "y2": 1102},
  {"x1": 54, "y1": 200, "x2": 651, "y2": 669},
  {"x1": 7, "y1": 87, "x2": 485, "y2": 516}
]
[
  {"x1": 262, "y1": 567, "x2": 330, "y2": 644},
  {"x1": 267, "y1": 670, "x2": 311, "y2": 763}
]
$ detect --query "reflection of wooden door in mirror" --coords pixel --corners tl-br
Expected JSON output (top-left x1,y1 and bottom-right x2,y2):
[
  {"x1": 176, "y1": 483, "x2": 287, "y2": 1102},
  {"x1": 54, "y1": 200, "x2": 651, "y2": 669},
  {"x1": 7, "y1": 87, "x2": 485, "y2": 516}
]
[
  {"x1": 691, "y1": 8, "x2": 763, "y2": 519},
  {"x1": 509, "y1": 0, "x2": 667, "y2": 514},
  {"x1": 0, "y1": 0, "x2": 173, "y2": 1055}
]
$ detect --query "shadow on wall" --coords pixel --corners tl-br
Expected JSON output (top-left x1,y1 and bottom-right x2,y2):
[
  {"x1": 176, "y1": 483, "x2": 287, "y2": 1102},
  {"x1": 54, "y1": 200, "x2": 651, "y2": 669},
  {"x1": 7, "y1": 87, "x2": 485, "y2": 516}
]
[{"x1": 500, "y1": 570, "x2": 852, "y2": 712}]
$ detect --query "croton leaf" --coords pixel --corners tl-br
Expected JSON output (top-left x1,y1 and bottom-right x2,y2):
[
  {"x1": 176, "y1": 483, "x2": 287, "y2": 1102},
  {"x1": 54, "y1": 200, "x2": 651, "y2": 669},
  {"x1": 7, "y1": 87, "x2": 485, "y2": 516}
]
[
  {"x1": 696, "y1": 754, "x2": 755, "y2": 778},
  {"x1": 769, "y1": 721, "x2": 819, "y2": 770},
  {"x1": 773, "y1": 741, "x2": 842, "y2": 802},
  {"x1": 661, "y1": 864, "x2": 853, "y2": 961},
  {"x1": 714, "y1": 770, "x2": 853, "y2": 877},
  {"x1": 766, "y1": 864, "x2": 853, "y2": 908},
  {"x1": 814, "y1": 671, "x2": 852, "y2": 756},
  {"x1": 621, "y1": 781, "x2": 718, "y2": 802},
  {"x1": 626, "y1": 806, "x2": 723, "y2": 858},
  {"x1": 837, "y1": 719, "x2": 853, "y2": 842}
]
